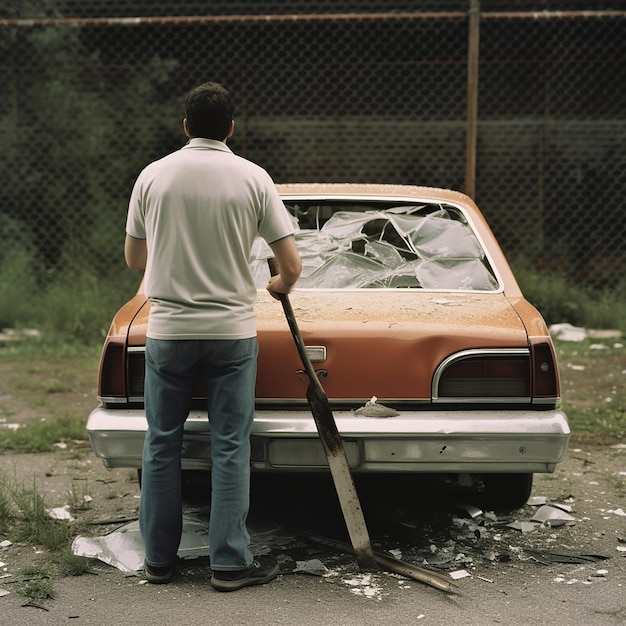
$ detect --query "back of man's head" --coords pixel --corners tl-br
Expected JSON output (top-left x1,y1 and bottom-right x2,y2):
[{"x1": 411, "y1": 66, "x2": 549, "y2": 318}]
[{"x1": 185, "y1": 82, "x2": 233, "y2": 140}]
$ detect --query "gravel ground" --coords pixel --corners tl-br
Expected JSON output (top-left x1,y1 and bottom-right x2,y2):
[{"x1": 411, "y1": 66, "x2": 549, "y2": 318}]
[{"x1": 0, "y1": 441, "x2": 624, "y2": 613}]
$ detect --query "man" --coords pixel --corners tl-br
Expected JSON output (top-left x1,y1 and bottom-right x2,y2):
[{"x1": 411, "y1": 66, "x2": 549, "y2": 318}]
[{"x1": 124, "y1": 81, "x2": 301, "y2": 591}]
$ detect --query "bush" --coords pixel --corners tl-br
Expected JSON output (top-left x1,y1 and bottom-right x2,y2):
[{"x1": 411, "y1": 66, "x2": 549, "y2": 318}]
[
  {"x1": 0, "y1": 217, "x2": 42, "y2": 329},
  {"x1": 40, "y1": 267, "x2": 137, "y2": 343},
  {"x1": 512, "y1": 260, "x2": 626, "y2": 333},
  {"x1": 0, "y1": 247, "x2": 41, "y2": 329},
  {"x1": 0, "y1": 241, "x2": 139, "y2": 344}
]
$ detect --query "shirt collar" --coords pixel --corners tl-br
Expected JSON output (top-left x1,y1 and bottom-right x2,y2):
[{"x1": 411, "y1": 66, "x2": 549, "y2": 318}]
[{"x1": 182, "y1": 137, "x2": 233, "y2": 153}]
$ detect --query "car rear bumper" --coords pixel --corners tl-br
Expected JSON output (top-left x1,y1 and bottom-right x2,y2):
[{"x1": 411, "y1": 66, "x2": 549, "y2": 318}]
[{"x1": 86, "y1": 406, "x2": 570, "y2": 473}]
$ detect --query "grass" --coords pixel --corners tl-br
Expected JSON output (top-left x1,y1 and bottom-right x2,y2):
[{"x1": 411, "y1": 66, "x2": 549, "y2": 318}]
[
  {"x1": 555, "y1": 337, "x2": 626, "y2": 444},
  {"x1": 0, "y1": 471, "x2": 92, "y2": 599},
  {"x1": 0, "y1": 339, "x2": 99, "y2": 454},
  {"x1": 0, "y1": 414, "x2": 88, "y2": 452}
]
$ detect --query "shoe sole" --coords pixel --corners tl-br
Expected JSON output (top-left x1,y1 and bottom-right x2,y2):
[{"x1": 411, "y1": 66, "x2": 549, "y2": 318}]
[
  {"x1": 145, "y1": 565, "x2": 175, "y2": 584},
  {"x1": 210, "y1": 563, "x2": 279, "y2": 592}
]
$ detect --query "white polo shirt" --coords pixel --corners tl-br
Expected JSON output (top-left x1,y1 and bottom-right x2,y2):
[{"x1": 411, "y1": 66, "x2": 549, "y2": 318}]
[{"x1": 126, "y1": 138, "x2": 295, "y2": 340}]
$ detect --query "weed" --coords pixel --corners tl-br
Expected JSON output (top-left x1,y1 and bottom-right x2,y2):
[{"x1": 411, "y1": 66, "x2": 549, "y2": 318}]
[
  {"x1": 56, "y1": 548, "x2": 93, "y2": 576},
  {"x1": 0, "y1": 471, "x2": 94, "y2": 600},
  {"x1": 0, "y1": 488, "x2": 12, "y2": 531},
  {"x1": 0, "y1": 472, "x2": 88, "y2": 546},
  {"x1": 15, "y1": 575, "x2": 55, "y2": 600},
  {"x1": 64, "y1": 448, "x2": 90, "y2": 461},
  {"x1": 44, "y1": 380, "x2": 72, "y2": 394},
  {"x1": 9, "y1": 481, "x2": 73, "y2": 551},
  {"x1": 68, "y1": 478, "x2": 92, "y2": 513}
]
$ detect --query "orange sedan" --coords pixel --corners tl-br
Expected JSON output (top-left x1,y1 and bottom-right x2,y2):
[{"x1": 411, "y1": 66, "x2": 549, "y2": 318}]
[{"x1": 87, "y1": 184, "x2": 569, "y2": 509}]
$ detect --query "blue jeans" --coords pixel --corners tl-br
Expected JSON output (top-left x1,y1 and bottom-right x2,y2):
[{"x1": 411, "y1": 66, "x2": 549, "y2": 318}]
[{"x1": 140, "y1": 337, "x2": 258, "y2": 572}]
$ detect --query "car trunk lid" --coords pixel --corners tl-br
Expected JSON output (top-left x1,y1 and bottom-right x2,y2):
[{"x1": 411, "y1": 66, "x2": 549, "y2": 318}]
[{"x1": 254, "y1": 290, "x2": 529, "y2": 401}]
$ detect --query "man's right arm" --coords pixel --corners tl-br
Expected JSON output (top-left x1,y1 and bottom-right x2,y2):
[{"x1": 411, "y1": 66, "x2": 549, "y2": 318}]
[
  {"x1": 124, "y1": 234, "x2": 147, "y2": 270},
  {"x1": 267, "y1": 235, "x2": 302, "y2": 298}
]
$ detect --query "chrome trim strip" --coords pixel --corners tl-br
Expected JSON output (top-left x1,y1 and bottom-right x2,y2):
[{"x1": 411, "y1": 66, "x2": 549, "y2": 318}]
[
  {"x1": 533, "y1": 397, "x2": 561, "y2": 405},
  {"x1": 107, "y1": 396, "x2": 556, "y2": 407},
  {"x1": 126, "y1": 344, "x2": 325, "y2": 362},
  {"x1": 434, "y1": 397, "x2": 531, "y2": 404},
  {"x1": 106, "y1": 395, "x2": 554, "y2": 407},
  {"x1": 432, "y1": 348, "x2": 530, "y2": 402},
  {"x1": 255, "y1": 397, "x2": 431, "y2": 406}
]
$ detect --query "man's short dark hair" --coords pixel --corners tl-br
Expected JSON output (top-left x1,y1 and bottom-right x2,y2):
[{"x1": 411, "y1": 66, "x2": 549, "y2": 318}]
[{"x1": 185, "y1": 82, "x2": 233, "y2": 140}]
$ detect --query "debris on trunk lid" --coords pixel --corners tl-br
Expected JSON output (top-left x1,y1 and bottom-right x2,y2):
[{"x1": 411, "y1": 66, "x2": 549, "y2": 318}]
[{"x1": 354, "y1": 396, "x2": 399, "y2": 417}]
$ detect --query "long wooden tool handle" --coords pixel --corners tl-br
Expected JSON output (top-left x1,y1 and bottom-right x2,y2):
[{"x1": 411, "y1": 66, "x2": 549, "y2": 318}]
[
  {"x1": 304, "y1": 533, "x2": 457, "y2": 594},
  {"x1": 267, "y1": 259, "x2": 320, "y2": 385},
  {"x1": 267, "y1": 258, "x2": 378, "y2": 571}
]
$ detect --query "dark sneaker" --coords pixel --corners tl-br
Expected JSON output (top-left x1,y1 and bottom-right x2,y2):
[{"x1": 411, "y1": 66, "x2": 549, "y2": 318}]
[
  {"x1": 144, "y1": 560, "x2": 175, "y2": 584},
  {"x1": 210, "y1": 556, "x2": 279, "y2": 592}
]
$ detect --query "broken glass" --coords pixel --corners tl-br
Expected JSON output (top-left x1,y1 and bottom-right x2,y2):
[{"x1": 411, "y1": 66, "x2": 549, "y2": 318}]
[
  {"x1": 364, "y1": 241, "x2": 404, "y2": 268},
  {"x1": 297, "y1": 252, "x2": 386, "y2": 289},
  {"x1": 417, "y1": 259, "x2": 499, "y2": 291},
  {"x1": 250, "y1": 202, "x2": 498, "y2": 291}
]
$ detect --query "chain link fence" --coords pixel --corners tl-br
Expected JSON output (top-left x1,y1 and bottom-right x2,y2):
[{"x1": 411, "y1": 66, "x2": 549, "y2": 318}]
[{"x1": 1, "y1": 1, "x2": 625, "y2": 303}]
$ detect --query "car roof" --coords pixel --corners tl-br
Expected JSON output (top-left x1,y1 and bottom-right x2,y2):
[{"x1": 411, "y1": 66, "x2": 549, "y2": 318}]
[{"x1": 276, "y1": 183, "x2": 472, "y2": 205}]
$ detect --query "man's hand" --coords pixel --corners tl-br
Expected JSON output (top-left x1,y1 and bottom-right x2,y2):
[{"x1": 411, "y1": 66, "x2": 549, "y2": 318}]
[
  {"x1": 267, "y1": 236, "x2": 302, "y2": 299},
  {"x1": 266, "y1": 274, "x2": 293, "y2": 300}
]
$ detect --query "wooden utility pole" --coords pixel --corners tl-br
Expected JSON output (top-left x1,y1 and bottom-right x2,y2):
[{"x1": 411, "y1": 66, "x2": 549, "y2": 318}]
[{"x1": 465, "y1": 0, "x2": 480, "y2": 199}]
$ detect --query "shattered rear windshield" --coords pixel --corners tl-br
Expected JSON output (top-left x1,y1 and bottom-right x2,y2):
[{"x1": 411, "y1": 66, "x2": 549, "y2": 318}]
[{"x1": 251, "y1": 200, "x2": 499, "y2": 291}]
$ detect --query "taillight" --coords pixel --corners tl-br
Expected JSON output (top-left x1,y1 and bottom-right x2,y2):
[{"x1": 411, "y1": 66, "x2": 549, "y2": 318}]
[
  {"x1": 433, "y1": 349, "x2": 531, "y2": 402},
  {"x1": 98, "y1": 343, "x2": 146, "y2": 402},
  {"x1": 531, "y1": 341, "x2": 559, "y2": 398},
  {"x1": 98, "y1": 341, "x2": 125, "y2": 399},
  {"x1": 127, "y1": 348, "x2": 146, "y2": 400}
]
